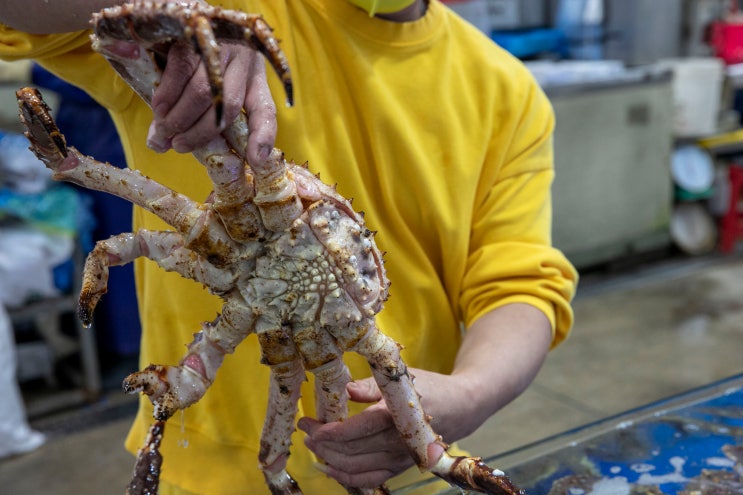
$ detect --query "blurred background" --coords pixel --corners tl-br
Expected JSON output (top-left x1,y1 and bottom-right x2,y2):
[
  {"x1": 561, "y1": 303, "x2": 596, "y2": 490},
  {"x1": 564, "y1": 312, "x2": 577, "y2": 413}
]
[{"x1": 2, "y1": 1, "x2": 743, "y2": 494}]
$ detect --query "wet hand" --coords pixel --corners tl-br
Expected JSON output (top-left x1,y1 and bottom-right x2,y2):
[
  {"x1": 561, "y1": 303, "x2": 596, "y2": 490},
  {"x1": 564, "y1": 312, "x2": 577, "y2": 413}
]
[
  {"x1": 297, "y1": 383, "x2": 413, "y2": 488},
  {"x1": 146, "y1": 41, "x2": 277, "y2": 165},
  {"x1": 297, "y1": 369, "x2": 465, "y2": 488}
]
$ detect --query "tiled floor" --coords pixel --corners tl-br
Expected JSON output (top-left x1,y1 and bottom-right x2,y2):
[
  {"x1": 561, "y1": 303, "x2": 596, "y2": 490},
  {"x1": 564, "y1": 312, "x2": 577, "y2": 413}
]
[{"x1": 2, "y1": 252, "x2": 743, "y2": 494}]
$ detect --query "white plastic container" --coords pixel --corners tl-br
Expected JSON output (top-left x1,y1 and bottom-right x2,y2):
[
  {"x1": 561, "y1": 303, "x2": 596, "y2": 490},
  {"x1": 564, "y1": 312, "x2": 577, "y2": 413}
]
[{"x1": 657, "y1": 57, "x2": 725, "y2": 137}]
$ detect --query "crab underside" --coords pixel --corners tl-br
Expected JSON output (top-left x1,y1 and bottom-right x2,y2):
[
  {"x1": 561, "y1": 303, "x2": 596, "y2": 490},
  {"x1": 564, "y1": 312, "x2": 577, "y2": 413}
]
[{"x1": 16, "y1": 2, "x2": 524, "y2": 495}]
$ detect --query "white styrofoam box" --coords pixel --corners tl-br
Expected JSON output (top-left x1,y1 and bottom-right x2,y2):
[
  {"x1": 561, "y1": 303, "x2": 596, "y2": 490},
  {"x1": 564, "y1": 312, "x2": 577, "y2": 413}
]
[{"x1": 657, "y1": 57, "x2": 725, "y2": 138}]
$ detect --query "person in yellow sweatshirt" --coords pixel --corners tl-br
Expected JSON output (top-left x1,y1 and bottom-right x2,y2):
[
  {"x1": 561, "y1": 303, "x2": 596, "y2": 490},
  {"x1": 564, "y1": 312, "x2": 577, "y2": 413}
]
[{"x1": 0, "y1": 0, "x2": 578, "y2": 493}]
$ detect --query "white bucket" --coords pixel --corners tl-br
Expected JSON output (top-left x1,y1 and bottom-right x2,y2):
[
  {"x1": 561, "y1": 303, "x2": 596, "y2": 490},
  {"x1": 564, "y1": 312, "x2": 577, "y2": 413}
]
[{"x1": 657, "y1": 57, "x2": 725, "y2": 138}]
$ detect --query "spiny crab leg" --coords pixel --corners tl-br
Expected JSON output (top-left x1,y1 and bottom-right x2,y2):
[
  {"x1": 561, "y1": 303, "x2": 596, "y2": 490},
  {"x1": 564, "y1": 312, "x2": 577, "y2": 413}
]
[
  {"x1": 16, "y1": 87, "x2": 240, "y2": 267},
  {"x1": 92, "y1": 0, "x2": 293, "y2": 118},
  {"x1": 92, "y1": 0, "x2": 302, "y2": 238},
  {"x1": 348, "y1": 321, "x2": 525, "y2": 495},
  {"x1": 78, "y1": 230, "x2": 232, "y2": 326},
  {"x1": 126, "y1": 420, "x2": 165, "y2": 495},
  {"x1": 259, "y1": 345, "x2": 305, "y2": 494}
]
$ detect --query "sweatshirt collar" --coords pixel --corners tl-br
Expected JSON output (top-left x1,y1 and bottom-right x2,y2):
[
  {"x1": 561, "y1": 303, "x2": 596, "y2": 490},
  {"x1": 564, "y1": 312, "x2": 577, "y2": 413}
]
[{"x1": 300, "y1": 0, "x2": 445, "y2": 48}]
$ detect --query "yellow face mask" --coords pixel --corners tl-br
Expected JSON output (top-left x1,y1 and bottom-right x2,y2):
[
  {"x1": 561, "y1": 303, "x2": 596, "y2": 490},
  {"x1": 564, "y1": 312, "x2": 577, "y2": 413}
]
[{"x1": 346, "y1": 0, "x2": 418, "y2": 16}]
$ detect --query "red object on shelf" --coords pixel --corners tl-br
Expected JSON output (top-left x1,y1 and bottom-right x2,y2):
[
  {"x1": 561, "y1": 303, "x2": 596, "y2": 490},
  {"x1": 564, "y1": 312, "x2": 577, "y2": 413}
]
[
  {"x1": 710, "y1": 21, "x2": 743, "y2": 65},
  {"x1": 719, "y1": 165, "x2": 743, "y2": 253}
]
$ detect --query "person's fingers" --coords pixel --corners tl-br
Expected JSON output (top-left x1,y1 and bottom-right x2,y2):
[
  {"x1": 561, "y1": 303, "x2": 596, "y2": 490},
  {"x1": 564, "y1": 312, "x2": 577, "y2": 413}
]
[
  {"x1": 346, "y1": 378, "x2": 383, "y2": 403},
  {"x1": 150, "y1": 42, "x2": 201, "y2": 119},
  {"x1": 299, "y1": 404, "x2": 393, "y2": 444},
  {"x1": 243, "y1": 54, "x2": 277, "y2": 164},
  {"x1": 147, "y1": 43, "x2": 275, "y2": 157},
  {"x1": 299, "y1": 411, "x2": 413, "y2": 488},
  {"x1": 319, "y1": 451, "x2": 409, "y2": 488},
  {"x1": 147, "y1": 44, "x2": 210, "y2": 152},
  {"x1": 159, "y1": 62, "x2": 216, "y2": 152}
]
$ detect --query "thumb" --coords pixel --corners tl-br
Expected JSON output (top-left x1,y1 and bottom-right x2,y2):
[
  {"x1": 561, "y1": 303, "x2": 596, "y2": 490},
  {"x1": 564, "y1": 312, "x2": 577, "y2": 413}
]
[{"x1": 346, "y1": 378, "x2": 382, "y2": 403}]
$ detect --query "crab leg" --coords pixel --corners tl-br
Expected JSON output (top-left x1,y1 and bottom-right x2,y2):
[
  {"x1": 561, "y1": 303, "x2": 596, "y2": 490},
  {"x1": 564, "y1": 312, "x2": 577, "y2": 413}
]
[
  {"x1": 125, "y1": 297, "x2": 257, "y2": 416},
  {"x1": 78, "y1": 230, "x2": 232, "y2": 327},
  {"x1": 126, "y1": 419, "x2": 165, "y2": 495},
  {"x1": 122, "y1": 302, "x2": 258, "y2": 493},
  {"x1": 288, "y1": 323, "x2": 388, "y2": 495},
  {"x1": 91, "y1": 1, "x2": 299, "y2": 238},
  {"x1": 193, "y1": 139, "x2": 266, "y2": 242},
  {"x1": 311, "y1": 356, "x2": 351, "y2": 425},
  {"x1": 91, "y1": 0, "x2": 293, "y2": 109},
  {"x1": 352, "y1": 322, "x2": 524, "y2": 495},
  {"x1": 17, "y1": 87, "x2": 240, "y2": 266},
  {"x1": 310, "y1": 352, "x2": 393, "y2": 495},
  {"x1": 252, "y1": 324, "x2": 304, "y2": 494},
  {"x1": 260, "y1": 363, "x2": 305, "y2": 494}
]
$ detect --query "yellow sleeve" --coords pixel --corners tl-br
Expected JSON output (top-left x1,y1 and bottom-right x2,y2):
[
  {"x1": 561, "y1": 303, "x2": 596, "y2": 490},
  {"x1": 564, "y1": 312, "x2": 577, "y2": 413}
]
[
  {"x1": 461, "y1": 78, "x2": 578, "y2": 348},
  {"x1": 0, "y1": 24, "x2": 135, "y2": 112},
  {"x1": 0, "y1": 25, "x2": 90, "y2": 60}
]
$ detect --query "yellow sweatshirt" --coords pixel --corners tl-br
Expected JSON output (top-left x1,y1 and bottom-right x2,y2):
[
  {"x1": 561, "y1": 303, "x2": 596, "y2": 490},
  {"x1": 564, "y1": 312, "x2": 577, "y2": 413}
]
[{"x1": 0, "y1": 1, "x2": 577, "y2": 493}]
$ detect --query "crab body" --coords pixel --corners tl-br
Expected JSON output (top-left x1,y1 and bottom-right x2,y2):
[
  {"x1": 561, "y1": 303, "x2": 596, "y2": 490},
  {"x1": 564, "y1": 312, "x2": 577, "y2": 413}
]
[{"x1": 16, "y1": 2, "x2": 523, "y2": 495}]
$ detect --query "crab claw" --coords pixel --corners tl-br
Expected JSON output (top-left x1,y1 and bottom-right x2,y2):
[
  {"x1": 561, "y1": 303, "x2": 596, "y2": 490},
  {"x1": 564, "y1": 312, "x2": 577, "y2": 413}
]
[
  {"x1": 430, "y1": 453, "x2": 524, "y2": 495},
  {"x1": 16, "y1": 87, "x2": 69, "y2": 166},
  {"x1": 78, "y1": 246, "x2": 112, "y2": 328},
  {"x1": 123, "y1": 364, "x2": 210, "y2": 420}
]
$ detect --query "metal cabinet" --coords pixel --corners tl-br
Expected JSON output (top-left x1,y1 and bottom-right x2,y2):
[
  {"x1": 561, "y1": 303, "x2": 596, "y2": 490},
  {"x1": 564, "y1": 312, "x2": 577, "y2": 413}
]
[{"x1": 547, "y1": 74, "x2": 675, "y2": 268}]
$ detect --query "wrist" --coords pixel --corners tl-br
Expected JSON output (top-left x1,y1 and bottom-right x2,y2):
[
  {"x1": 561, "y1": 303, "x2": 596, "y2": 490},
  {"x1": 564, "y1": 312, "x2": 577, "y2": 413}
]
[{"x1": 415, "y1": 370, "x2": 493, "y2": 442}]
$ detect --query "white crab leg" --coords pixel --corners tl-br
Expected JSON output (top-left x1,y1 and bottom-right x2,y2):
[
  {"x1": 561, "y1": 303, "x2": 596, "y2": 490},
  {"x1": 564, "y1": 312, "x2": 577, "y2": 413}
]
[
  {"x1": 351, "y1": 322, "x2": 442, "y2": 469},
  {"x1": 123, "y1": 298, "x2": 261, "y2": 493},
  {"x1": 313, "y1": 358, "x2": 391, "y2": 495},
  {"x1": 252, "y1": 325, "x2": 304, "y2": 494},
  {"x1": 78, "y1": 230, "x2": 233, "y2": 326},
  {"x1": 251, "y1": 148, "x2": 303, "y2": 232},
  {"x1": 124, "y1": 323, "x2": 226, "y2": 420},
  {"x1": 124, "y1": 297, "x2": 258, "y2": 417},
  {"x1": 193, "y1": 137, "x2": 267, "y2": 242},
  {"x1": 311, "y1": 356, "x2": 351, "y2": 424},
  {"x1": 260, "y1": 360, "x2": 305, "y2": 495},
  {"x1": 352, "y1": 322, "x2": 523, "y2": 495},
  {"x1": 292, "y1": 324, "x2": 393, "y2": 495}
]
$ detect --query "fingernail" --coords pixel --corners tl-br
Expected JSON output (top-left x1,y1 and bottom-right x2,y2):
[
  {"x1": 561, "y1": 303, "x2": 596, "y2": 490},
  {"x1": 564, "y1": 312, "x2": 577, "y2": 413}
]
[
  {"x1": 172, "y1": 138, "x2": 193, "y2": 154},
  {"x1": 297, "y1": 418, "x2": 308, "y2": 433},
  {"x1": 257, "y1": 144, "x2": 272, "y2": 162},
  {"x1": 146, "y1": 123, "x2": 170, "y2": 153},
  {"x1": 312, "y1": 462, "x2": 329, "y2": 474}
]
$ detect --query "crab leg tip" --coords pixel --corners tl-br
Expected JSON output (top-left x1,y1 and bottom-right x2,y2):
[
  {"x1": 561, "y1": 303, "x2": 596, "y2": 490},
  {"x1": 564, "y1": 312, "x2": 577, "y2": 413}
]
[
  {"x1": 285, "y1": 82, "x2": 294, "y2": 107},
  {"x1": 215, "y1": 102, "x2": 224, "y2": 127}
]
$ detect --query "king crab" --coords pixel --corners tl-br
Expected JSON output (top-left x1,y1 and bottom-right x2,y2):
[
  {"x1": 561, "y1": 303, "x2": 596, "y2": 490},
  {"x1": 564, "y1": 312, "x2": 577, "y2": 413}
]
[{"x1": 16, "y1": 2, "x2": 524, "y2": 495}]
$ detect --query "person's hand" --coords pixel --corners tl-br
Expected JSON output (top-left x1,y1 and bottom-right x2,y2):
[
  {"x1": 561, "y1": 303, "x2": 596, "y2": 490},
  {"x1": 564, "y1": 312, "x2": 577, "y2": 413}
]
[
  {"x1": 145, "y1": 40, "x2": 277, "y2": 166},
  {"x1": 297, "y1": 368, "x2": 477, "y2": 488}
]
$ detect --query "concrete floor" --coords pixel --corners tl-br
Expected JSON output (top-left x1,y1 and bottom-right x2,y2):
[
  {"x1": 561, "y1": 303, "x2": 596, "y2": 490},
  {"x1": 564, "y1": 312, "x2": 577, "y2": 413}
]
[{"x1": 2, "y1": 252, "x2": 743, "y2": 494}]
